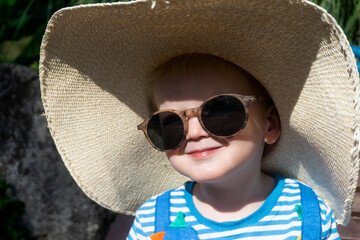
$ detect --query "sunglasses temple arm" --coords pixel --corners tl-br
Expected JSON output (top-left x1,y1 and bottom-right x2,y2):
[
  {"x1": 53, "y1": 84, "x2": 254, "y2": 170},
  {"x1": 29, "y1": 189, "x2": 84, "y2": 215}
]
[
  {"x1": 256, "y1": 96, "x2": 267, "y2": 102},
  {"x1": 244, "y1": 96, "x2": 265, "y2": 103}
]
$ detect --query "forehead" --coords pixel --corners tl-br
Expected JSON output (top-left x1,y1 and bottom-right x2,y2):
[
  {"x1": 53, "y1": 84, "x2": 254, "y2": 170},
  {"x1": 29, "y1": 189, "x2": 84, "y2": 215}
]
[{"x1": 153, "y1": 56, "x2": 260, "y2": 104}]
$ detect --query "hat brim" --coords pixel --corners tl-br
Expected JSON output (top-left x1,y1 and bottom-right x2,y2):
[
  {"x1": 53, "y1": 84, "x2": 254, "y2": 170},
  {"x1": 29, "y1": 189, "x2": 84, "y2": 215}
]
[{"x1": 40, "y1": 0, "x2": 360, "y2": 225}]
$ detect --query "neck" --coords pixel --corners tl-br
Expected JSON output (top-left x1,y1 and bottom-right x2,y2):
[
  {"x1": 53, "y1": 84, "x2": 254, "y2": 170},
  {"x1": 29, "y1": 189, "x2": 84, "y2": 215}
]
[{"x1": 192, "y1": 171, "x2": 275, "y2": 221}]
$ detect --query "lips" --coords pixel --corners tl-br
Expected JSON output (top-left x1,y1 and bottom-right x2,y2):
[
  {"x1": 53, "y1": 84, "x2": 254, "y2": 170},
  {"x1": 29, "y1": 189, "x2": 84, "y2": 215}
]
[{"x1": 186, "y1": 146, "x2": 222, "y2": 159}]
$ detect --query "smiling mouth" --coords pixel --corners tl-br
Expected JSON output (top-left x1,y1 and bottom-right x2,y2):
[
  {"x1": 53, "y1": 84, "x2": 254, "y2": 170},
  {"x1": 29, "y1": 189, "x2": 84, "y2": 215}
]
[{"x1": 187, "y1": 147, "x2": 222, "y2": 159}]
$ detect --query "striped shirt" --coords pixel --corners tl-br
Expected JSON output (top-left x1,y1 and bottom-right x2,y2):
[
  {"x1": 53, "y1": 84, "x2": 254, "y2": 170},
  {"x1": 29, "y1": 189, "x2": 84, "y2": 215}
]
[{"x1": 127, "y1": 176, "x2": 340, "y2": 240}]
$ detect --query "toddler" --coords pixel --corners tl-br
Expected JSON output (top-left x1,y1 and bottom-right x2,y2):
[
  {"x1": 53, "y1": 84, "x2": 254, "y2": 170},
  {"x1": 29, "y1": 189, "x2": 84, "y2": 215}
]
[{"x1": 129, "y1": 53, "x2": 337, "y2": 239}]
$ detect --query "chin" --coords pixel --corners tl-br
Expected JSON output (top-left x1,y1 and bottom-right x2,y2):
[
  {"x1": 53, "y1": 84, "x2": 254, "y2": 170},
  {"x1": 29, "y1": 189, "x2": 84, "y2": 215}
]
[{"x1": 188, "y1": 172, "x2": 225, "y2": 183}]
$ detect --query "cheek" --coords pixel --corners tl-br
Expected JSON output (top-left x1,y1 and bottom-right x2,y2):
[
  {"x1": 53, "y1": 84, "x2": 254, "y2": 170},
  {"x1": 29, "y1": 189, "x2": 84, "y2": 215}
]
[
  {"x1": 226, "y1": 138, "x2": 265, "y2": 160},
  {"x1": 165, "y1": 150, "x2": 190, "y2": 176},
  {"x1": 165, "y1": 149, "x2": 180, "y2": 166},
  {"x1": 240, "y1": 112, "x2": 268, "y2": 143},
  {"x1": 224, "y1": 123, "x2": 267, "y2": 161},
  {"x1": 165, "y1": 148, "x2": 179, "y2": 157}
]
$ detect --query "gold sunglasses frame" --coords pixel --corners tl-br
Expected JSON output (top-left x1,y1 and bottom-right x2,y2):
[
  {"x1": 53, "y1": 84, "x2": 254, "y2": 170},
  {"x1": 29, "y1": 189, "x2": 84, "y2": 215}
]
[{"x1": 137, "y1": 94, "x2": 265, "y2": 151}]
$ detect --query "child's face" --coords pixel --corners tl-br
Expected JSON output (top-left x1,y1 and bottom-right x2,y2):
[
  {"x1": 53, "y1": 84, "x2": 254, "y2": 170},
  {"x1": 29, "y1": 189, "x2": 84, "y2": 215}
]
[{"x1": 153, "y1": 63, "x2": 276, "y2": 184}]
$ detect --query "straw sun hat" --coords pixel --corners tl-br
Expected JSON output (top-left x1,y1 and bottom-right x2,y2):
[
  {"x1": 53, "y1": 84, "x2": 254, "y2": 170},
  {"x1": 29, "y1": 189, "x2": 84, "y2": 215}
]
[{"x1": 40, "y1": 0, "x2": 359, "y2": 225}]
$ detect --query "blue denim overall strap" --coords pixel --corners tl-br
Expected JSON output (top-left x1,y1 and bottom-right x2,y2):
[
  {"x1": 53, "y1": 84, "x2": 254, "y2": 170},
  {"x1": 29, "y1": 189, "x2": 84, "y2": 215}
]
[
  {"x1": 154, "y1": 191, "x2": 199, "y2": 240},
  {"x1": 299, "y1": 182, "x2": 321, "y2": 239},
  {"x1": 154, "y1": 191, "x2": 171, "y2": 233}
]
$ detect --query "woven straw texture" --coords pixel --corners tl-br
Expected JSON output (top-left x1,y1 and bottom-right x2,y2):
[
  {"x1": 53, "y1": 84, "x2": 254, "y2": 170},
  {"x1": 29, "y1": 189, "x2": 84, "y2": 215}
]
[{"x1": 39, "y1": 0, "x2": 360, "y2": 225}]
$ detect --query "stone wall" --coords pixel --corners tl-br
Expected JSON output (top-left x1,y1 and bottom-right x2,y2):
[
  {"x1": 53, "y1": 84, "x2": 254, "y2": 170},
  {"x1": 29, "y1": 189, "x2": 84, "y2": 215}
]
[{"x1": 0, "y1": 64, "x2": 117, "y2": 240}]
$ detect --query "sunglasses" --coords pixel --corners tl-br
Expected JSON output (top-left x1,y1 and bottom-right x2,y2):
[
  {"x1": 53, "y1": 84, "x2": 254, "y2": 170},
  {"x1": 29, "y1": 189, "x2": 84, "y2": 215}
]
[{"x1": 137, "y1": 94, "x2": 265, "y2": 151}]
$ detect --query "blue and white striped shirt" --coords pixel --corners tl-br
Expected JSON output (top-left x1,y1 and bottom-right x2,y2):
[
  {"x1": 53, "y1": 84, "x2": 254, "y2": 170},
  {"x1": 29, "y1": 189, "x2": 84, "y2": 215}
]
[{"x1": 127, "y1": 176, "x2": 340, "y2": 240}]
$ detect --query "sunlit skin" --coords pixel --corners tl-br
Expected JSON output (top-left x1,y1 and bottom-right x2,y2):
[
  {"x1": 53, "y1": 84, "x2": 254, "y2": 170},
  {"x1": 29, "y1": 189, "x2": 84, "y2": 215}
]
[{"x1": 153, "y1": 62, "x2": 281, "y2": 222}]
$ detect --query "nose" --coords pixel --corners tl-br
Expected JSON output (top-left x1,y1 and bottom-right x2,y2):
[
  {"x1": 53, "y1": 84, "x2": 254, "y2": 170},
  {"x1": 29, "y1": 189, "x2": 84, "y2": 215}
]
[{"x1": 186, "y1": 116, "x2": 209, "y2": 141}]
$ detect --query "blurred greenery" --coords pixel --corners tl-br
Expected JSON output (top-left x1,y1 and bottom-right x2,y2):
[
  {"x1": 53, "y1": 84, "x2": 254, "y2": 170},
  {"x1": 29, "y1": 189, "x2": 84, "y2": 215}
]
[
  {"x1": 0, "y1": 0, "x2": 123, "y2": 67},
  {"x1": 311, "y1": 0, "x2": 360, "y2": 46},
  {"x1": 0, "y1": 0, "x2": 359, "y2": 68},
  {"x1": 0, "y1": 176, "x2": 30, "y2": 240}
]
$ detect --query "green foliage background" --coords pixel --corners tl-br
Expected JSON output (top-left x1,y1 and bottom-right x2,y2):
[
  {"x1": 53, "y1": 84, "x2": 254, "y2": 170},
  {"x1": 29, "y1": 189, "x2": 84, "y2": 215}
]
[
  {"x1": 312, "y1": 0, "x2": 360, "y2": 44},
  {"x1": 0, "y1": 0, "x2": 122, "y2": 67},
  {"x1": 0, "y1": 177, "x2": 30, "y2": 240},
  {"x1": 0, "y1": 0, "x2": 359, "y2": 68}
]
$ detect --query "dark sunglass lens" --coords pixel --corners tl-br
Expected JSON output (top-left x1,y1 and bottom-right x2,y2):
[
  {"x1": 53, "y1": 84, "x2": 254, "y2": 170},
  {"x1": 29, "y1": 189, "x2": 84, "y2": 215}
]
[
  {"x1": 201, "y1": 96, "x2": 246, "y2": 136},
  {"x1": 147, "y1": 112, "x2": 184, "y2": 150}
]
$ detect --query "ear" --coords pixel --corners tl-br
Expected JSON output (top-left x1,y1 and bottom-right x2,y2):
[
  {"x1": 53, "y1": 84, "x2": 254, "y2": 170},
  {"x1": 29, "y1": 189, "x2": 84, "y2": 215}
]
[{"x1": 263, "y1": 104, "x2": 281, "y2": 144}]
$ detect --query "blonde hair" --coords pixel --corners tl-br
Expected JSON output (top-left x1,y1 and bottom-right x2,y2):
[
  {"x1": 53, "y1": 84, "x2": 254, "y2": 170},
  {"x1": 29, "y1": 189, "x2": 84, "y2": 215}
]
[{"x1": 148, "y1": 53, "x2": 271, "y2": 112}]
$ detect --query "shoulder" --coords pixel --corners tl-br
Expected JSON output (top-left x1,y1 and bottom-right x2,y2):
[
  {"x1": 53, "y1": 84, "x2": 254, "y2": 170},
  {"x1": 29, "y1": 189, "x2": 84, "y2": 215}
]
[
  {"x1": 317, "y1": 196, "x2": 340, "y2": 239},
  {"x1": 280, "y1": 176, "x2": 332, "y2": 215},
  {"x1": 280, "y1": 176, "x2": 340, "y2": 239},
  {"x1": 132, "y1": 183, "x2": 189, "y2": 235},
  {"x1": 136, "y1": 183, "x2": 188, "y2": 214}
]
